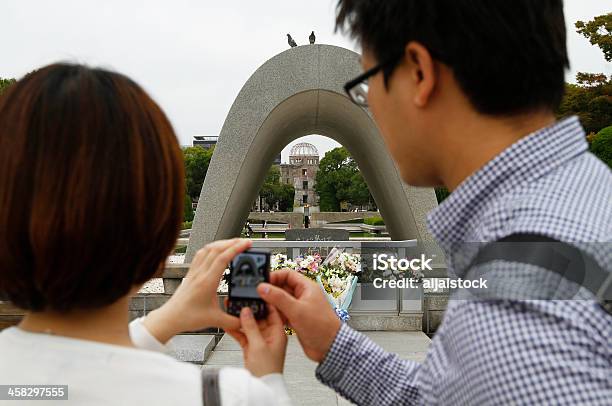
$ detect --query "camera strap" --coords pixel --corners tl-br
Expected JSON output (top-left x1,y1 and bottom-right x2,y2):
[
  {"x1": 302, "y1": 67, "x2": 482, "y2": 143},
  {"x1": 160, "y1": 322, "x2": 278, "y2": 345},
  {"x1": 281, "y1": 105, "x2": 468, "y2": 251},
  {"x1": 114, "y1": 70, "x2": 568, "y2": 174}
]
[
  {"x1": 469, "y1": 233, "x2": 612, "y2": 315},
  {"x1": 201, "y1": 368, "x2": 221, "y2": 406}
]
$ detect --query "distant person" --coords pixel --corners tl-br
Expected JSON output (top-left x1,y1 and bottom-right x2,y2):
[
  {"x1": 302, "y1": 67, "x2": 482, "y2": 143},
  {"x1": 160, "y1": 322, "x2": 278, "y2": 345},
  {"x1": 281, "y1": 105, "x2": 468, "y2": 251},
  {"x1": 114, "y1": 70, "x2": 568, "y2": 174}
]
[
  {"x1": 0, "y1": 64, "x2": 291, "y2": 405},
  {"x1": 245, "y1": 220, "x2": 254, "y2": 237},
  {"x1": 253, "y1": 1, "x2": 612, "y2": 405}
]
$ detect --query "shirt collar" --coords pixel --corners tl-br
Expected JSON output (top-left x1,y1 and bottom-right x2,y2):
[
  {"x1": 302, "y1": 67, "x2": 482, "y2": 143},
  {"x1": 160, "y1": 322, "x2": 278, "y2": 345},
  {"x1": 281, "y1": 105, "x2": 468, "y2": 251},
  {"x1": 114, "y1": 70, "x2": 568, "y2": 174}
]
[{"x1": 426, "y1": 116, "x2": 587, "y2": 254}]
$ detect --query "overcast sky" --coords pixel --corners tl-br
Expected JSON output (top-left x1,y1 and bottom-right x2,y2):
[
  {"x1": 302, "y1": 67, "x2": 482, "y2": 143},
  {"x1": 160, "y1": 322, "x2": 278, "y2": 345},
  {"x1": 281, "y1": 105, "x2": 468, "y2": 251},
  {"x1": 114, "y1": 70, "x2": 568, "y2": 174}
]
[{"x1": 3, "y1": 1, "x2": 610, "y2": 162}]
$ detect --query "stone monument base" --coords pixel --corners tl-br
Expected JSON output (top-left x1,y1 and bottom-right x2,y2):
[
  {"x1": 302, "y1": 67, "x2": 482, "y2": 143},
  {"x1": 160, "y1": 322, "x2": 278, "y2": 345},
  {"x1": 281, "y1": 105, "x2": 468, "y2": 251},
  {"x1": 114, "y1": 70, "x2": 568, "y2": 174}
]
[{"x1": 348, "y1": 311, "x2": 423, "y2": 331}]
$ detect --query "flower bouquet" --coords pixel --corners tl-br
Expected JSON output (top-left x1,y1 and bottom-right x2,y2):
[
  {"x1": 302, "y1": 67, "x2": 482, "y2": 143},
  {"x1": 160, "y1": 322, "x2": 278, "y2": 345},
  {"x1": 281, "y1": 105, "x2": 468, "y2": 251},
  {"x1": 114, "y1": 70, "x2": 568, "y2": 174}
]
[
  {"x1": 217, "y1": 268, "x2": 230, "y2": 294},
  {"x1": 316, "y1": 249, "x2": 361, "y2": 322},
  {"x1": 271, "y1": 249, "x2": 361, "y2": 330}
]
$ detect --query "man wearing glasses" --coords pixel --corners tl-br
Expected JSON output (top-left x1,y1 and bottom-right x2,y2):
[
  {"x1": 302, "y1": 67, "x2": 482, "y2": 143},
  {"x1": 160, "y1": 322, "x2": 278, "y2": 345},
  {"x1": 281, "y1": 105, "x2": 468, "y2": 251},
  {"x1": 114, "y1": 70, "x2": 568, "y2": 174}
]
[{"x1": 256, "y1": 1, "x2": 612, "y2": 404}]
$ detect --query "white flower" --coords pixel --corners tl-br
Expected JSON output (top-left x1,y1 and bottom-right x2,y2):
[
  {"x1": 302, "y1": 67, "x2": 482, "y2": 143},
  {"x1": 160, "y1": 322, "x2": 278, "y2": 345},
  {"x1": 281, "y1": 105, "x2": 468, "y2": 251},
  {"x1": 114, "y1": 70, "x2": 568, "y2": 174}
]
[
  {"x1": 328, "y1": 276, "x2": 347, "y2": 294},
  {"x1": 217, "y1": 279, "x2": 228, "y2": 294}
]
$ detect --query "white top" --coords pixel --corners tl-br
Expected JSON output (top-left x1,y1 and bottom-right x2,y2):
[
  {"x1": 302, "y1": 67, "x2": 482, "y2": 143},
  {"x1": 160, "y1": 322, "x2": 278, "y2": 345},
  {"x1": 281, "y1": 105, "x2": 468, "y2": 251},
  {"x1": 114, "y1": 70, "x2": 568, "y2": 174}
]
[{"x1": 0, "y1": 317, "x2": 292, "y2": 405}]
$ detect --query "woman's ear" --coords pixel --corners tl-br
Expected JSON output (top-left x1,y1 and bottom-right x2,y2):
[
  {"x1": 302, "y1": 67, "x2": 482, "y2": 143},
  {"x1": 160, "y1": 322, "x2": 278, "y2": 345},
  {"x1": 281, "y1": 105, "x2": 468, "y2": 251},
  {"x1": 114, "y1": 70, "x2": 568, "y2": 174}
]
[{"x1": 405, "y1": 41, "x2": 437, "y2": 108}]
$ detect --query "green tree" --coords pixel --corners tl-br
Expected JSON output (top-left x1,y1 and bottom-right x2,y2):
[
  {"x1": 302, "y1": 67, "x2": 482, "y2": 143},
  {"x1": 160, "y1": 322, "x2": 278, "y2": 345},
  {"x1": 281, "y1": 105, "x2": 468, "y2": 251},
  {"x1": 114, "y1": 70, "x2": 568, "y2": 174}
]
[
  {"x1": 315, "y1": 147, "x2": 374, "y2": 211},
  {"x1": 264, "y1": 165, "x2": 281, "y2": 185},
  {"x1": 259, "y1": 165, "x2": 294, "y2": 212},
  {"x1": 576, "y1": 13, "x2": 612, "y2": 62},
  {"x1": 274, "y1": 183, "x2": 296, "y2": 212},
  {"x1": 184, "y1": 194, "x2": 194, "y2": 222},
  {"x1": 590, "y1": 126, "x2": 612, "y2": 169},
  {"x1": 576, "y1": 72, "x2": 609, "y2": 87},
  {"x1": 0, "y1": 78, "x2": 16, "y2": 95},
  {"x1": 435, "y1": 187, "x2": 451, "y2": 204},
  {"x1": 557, "y1": 75, "x2": 612, "y2": 134},
  {"x1": 348, "y1": 171, "x2": 372, "y2": 207},
  {"x1": 557, "y1": 15, "x2": 612, "y2": 135},
  {"x1": 183, "y1": 146, "x2": 214, "y2": 201},
  {"x1": 316, "y1": 148, "x2": 352, "y2": 211}
]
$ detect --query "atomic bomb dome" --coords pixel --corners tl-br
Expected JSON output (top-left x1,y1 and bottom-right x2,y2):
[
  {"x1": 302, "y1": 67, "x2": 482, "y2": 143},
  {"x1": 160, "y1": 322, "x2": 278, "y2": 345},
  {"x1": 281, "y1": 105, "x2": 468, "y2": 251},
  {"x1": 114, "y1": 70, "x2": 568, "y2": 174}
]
[
  {"x1": 277, "y1": 142, "x2": 321, "y2": 209},
  {"x1": 290, "y1": 142, "x2": 319, "y2": 157}
]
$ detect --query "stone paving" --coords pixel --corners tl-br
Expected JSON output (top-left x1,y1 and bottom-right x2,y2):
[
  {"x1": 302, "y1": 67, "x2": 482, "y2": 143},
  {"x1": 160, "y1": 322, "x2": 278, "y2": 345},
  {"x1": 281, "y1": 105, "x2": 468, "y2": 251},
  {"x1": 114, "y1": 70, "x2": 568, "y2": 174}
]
[{"x1": 202, "y1": 331, "x2": 431, "y2": 405}]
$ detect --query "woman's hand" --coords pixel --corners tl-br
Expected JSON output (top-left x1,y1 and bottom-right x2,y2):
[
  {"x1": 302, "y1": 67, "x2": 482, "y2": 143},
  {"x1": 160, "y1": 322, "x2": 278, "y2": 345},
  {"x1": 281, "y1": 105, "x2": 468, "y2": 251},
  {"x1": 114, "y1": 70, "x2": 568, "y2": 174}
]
[
  {"x1": 143, "y1": 238, "x2": 252, "y2": 344},
  {"x1": 226, "y1": 304, "x2": 288, "y2": 377}
]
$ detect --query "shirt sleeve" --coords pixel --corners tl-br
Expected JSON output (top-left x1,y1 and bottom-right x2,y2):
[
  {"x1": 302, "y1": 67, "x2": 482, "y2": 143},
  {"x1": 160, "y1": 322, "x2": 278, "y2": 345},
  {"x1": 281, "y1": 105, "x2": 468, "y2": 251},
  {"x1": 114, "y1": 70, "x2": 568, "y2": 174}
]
[
  {"x1": 259, "y1": 373, "x2": 292, "y2": 405},
  {"x1": 128, "y1": 316, "x2": 169, "y2": 354},
  {"x1": 218, "y1": 368, "x2": 292, "y2": 406},
  {"x1": 315, "y1": 323, "x2": 422, "y2": 405}
]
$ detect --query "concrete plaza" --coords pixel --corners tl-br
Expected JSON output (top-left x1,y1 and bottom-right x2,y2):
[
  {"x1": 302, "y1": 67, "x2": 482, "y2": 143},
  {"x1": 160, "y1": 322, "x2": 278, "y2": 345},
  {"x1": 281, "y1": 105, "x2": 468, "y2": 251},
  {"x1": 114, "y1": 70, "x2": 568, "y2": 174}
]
[{"x1": 201, "y1": 332, "x2": 431, "y2": 405}]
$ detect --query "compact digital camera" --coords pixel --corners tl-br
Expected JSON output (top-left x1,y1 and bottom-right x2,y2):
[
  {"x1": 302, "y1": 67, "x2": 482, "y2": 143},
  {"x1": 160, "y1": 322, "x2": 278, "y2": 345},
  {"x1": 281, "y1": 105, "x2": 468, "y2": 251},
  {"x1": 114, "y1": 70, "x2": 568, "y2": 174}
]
[{"x1": 226, "y1": 250, "x2": 270, "y2": 320}]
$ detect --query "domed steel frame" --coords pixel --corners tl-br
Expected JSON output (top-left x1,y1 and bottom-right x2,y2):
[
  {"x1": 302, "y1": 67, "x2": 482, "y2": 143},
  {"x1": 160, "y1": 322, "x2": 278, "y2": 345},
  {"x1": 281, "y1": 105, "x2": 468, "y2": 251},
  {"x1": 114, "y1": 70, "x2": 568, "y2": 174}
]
[{"x1": 290, "y1": 142, "x2": 319, "y2": 157}]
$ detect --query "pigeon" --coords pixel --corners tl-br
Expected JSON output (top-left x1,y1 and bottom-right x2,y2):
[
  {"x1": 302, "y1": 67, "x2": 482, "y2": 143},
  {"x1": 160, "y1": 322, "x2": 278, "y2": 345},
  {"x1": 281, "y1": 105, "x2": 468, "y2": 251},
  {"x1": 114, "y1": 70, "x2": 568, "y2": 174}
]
[
  {"x1": 309, "y1": 31, "x2": 316, "y2": 45},
  {"x1": 287, "y1": 34, "x2": 298, "y2": 48}
]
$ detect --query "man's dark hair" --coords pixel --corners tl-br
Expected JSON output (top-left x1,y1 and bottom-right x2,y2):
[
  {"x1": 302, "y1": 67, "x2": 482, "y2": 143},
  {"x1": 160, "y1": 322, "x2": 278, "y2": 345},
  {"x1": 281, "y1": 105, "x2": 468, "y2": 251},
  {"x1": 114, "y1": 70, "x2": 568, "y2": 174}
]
[
  {"x1": 0, "y1": 64, "x2": 185, "y2": 312},
  {"x1": 336, "y1": 0, "x2": 569, "y2": 116}
]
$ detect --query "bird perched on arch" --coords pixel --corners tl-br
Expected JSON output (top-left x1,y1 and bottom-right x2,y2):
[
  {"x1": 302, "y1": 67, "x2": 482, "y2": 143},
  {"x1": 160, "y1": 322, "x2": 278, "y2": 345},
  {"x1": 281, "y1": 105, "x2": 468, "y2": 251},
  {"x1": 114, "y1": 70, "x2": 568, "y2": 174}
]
[
  {"x1": 287, "y1": 34, "x2": 298, "y2": 48},
  {"x1": 309, "y1": 31, "x2": 316, "y2": 44}
]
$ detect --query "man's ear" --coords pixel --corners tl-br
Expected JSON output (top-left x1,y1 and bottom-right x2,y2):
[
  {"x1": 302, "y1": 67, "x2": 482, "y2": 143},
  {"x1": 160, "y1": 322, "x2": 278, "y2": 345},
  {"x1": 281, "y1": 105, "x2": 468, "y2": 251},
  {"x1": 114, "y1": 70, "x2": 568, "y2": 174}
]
[{"x1": 404, "y1": 41, "x2": 436, "y2": 108}]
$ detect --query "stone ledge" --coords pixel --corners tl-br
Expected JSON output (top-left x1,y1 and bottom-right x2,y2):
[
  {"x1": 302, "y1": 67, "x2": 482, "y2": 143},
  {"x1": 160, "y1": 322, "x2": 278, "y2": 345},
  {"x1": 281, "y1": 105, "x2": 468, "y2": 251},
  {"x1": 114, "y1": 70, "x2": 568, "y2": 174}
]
[
  {"x1": 129, "y1": 294, "x2": 224, "y2": 334},
  {"x1": 348, "y1": 312, "x2": 422, "y2": 331},
  {"x1": 162, "y1": 264, "x2": 189, "y2": 279},
  {"x1": 129, "y1": 294, "x2": 169, "y2": 312},
  {"x1": 167, "y1": 334, "x2": 217, "y2": 364}
]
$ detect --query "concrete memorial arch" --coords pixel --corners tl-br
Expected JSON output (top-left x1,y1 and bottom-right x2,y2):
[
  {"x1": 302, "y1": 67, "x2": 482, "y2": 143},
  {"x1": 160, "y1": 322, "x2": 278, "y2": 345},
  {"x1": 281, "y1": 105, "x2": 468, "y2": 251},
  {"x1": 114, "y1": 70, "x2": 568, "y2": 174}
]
[{"x1": 187, "y1": 44, "x2": 442, "y2": 261}]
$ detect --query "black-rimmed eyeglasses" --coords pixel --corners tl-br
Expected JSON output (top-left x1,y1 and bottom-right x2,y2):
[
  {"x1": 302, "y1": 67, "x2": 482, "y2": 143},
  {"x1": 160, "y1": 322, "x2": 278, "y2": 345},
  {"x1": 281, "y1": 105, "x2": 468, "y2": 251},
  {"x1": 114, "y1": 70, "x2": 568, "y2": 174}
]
[{"x1": 344, "y1": 54, "x2": 403, "y2": 108}]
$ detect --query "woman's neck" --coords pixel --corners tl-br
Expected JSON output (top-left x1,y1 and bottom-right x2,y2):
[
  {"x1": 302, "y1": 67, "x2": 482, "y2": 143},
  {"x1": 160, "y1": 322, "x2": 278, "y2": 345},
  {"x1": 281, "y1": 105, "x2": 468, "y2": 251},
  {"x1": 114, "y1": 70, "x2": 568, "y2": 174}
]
[{"x1": 17, "y1": 295, "x2": 135, "y2": 348}]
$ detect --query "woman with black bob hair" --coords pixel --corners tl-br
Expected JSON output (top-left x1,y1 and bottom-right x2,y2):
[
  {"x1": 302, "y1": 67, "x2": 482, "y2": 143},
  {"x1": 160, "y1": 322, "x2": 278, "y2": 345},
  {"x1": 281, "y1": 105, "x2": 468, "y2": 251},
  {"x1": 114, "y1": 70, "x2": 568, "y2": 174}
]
[{"x1": 0, "y1": 63, "x2": 291, "y2": 405}]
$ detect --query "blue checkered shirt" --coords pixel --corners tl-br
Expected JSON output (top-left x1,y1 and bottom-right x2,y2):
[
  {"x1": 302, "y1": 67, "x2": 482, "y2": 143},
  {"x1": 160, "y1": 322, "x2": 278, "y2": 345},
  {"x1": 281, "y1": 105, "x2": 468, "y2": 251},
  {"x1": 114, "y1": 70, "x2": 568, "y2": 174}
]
[{"x1": 315, "y1": 116, "x2": 612, "y2": 405}]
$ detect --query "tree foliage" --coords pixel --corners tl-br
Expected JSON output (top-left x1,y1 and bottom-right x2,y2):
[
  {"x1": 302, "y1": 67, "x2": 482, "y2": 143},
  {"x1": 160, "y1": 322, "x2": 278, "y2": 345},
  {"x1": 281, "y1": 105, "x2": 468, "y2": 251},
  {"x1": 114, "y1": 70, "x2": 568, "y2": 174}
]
[
  {"x1": 259, "y1": 165, "x2": 295, "y2": 212},
  {"x1": 557, "y1": 75, "x2": 612, "y2": 134},
  {"x1": 590, "y1": 126, "x2": 612, "y2": 169},
  {"x1": 315, "y1": 147, "x2": 374, "y2": 211},
  {"x1": 576, "y1": 72, "x2": 609, "y2": 87},
  {"x1": 183, "y1": 146, "x2": 214, "y2": 201},
  {"x1": 576, "y1": 13, "x2": 612, "y2": 62},
  {"x1": 435, "y1": 187, "x2": 451, "y2": 204},
  {"x1": 348, "y1": 171, "x2": 371, "y2": 207},
  {"x1": 184, "y1": 194, "x2": 194, "y2": 222},
  {"x1": 0, "y1": 78, "x2": 16, "y2": 95},
  {"x1": 557, "y1": 15, "x2": 612, "y2": 135}
]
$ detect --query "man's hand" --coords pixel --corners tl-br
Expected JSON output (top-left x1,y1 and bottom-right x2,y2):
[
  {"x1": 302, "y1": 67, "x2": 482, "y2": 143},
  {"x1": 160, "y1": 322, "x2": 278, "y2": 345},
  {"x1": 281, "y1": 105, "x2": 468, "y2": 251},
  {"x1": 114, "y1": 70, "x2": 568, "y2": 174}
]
[
  {"x1": 225, "y1": 305, "x2": 288, "y2": 377},
  {"x1": 256, "y1": 270, "x2": 341, "y2": 363},
  {"x1": 143, "y1": 238, "x2": 252, "y2": 344}
]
